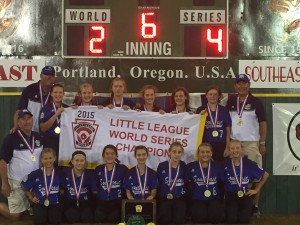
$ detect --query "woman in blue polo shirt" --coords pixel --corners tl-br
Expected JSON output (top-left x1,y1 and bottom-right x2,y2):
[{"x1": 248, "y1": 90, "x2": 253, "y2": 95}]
[
  {"x1": 61, "y1": 151, "x2": 94, "y2": 223},
  {"x1": 157, "y1": 142, "x2": 187, "y2": 225},
  {"x1": 186, "y1": 142, "x2": 223, "y2": 224},
  {"x1": 124, "y1": 145, "x2": 157, "y2": 200},
  {"x1": 94, "y1": 145, "x2": 128, "y2": 223},
  {"x1": 222, "y1": 140, "x2": 269, "y2": 224},
  {"x1": 196, "y1": 84, "x2": 231, "y2": 162},
  {"x1": 22, "y1": 147, "x2": 62, "y2": 225}
]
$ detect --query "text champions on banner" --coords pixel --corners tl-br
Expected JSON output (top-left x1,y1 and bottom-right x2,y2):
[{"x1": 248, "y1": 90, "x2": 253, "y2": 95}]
[{"x1": 59, "y1": 107, "x2": 204, "y2": 169}]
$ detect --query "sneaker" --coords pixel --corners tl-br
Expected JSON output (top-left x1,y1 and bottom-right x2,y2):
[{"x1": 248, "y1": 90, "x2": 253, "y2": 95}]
[{"x1": 252, "y1": 205, "x2": 261, "y2": 217}]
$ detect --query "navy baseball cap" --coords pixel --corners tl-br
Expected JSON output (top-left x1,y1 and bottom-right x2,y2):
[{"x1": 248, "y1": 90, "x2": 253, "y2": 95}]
[
  {"x1": 235, "y1": 74, "x2": 250, "y2": 83},
  {"x1": 41, "y1": 66, "x2": 55, "y2": 76},
  {"x1": 18, "y1": 109, "x2": 33, "y2": 119}
]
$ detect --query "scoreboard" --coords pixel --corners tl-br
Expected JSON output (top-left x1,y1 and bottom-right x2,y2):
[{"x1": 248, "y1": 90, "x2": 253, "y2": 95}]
[{"x1": 62, "y1": 0, "x2": 228, "y2": 59}]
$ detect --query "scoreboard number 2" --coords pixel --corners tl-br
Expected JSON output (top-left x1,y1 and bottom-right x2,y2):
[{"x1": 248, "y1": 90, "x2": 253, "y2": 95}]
[{"x1": 89, "y1": 26, "x2": 106, "y2": 55}]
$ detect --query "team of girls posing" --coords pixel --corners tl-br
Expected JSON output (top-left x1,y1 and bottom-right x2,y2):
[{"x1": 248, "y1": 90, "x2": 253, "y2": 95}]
[
  {"x1": 21, "y1": 140, "x2": 268, "y2": 225},
  {"x1": 31, "y1": 77, "x2": 268, "y2": 224}
]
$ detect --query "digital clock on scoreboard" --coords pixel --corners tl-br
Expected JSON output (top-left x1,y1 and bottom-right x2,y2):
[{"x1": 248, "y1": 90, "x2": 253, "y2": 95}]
[{"x1": 62, "y1": 0, "x2": 228, "y2": 59}]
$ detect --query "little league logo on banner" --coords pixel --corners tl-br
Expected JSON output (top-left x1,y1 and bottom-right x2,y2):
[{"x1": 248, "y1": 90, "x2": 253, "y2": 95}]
[
  {"x1": 59, "y1": 107, "x2": 204, "y2": 169},
  {"x1": 273, "y1": 103, "x2": 300, "y2": 175},
  {"x1": 72, "y1": 119, "x2": 99, "y2": 149}
]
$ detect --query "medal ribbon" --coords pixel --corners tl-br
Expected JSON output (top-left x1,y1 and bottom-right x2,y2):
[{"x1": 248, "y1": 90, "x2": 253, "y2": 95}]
[
  {"x1": 43, "y1": 167, "x2": 55, "y2": 200},
  {"x1": 52, "y1": 103, "x2": 60, "y2": 126},
  {"x1": 231, "y1": 157, "x2": 243, "y2": 191},
  {"x1": 136, "y1": 166, "x2": 148, "y2": 198},
  {"x1": 207, "y1": 104, "x2": 219, "y2": 130},
  {"x1": 104, "y1": 164, "x2": 116, "y2": 195},
  {"x1": 237, "y1": 94, "x2": 249, "y2": 119},
  {"x1": 39, "y1": 83, "x2": 50, "y2": 108},
  {"x1": 168, "y1": 162, "x2": 180, "y2": 192},
  {"x1": 17, "y1": 130, "x2": 35, "y2": 155},
  {"x1": 144, "y1": 104, "x2": 153, "y2": 111},
  {"x1": 199, "y1": 160, "x2": 211, "y2": 189},
  {"x1": 113, "y1": 98, "x2": 123, "y2": 108},
  {"x1": 71, "y1": 169, "x2": 85, "y2": 202}
]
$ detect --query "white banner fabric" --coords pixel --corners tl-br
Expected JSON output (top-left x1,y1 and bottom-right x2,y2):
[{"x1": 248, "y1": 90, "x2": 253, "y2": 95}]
[
  {"x1": 59, "y1": 107, "x2": 203, "y2": 169},
  {"x1": 273, "y1": 103, "x2": 300, "y2": 175}
]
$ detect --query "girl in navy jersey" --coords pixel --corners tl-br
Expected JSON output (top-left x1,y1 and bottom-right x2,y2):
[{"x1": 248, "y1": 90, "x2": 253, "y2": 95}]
[
  {"x1": 61, "y1": 151, "x2": 93, "y2": 223},
  {"x1": 135, "y1": 84, "x2": 165, "y2": 113},
  {"x1": 21, "y1": 148, "x2": 61, "y2": 225},
  {"x1": 94, "y1": 145, "x2": 128, "y2": 223},
  {"x1": 157, "y1": 142, "x2": 187, "y2": 225},
  {"x1": 39, "y1": 83, "x2": 68, "y2": 159},
  {"x1": 196, "y1": 85, "x2": 232, "y2": 162},
  {"x1": 166, "y1": 86, "x2": 193, "y2": 114},
  {"x1": 186, "y1": 142, "x2": 223, "y2": 224},
  {"x1": 103, "y1": 77, "x2": 134, "y2": 109},
  {"x1": 124, "y1": 145, "x2": 158, "y2": 200},
  {"x1": 222, "y1": 140, "x2": 269, "y2": 224}
]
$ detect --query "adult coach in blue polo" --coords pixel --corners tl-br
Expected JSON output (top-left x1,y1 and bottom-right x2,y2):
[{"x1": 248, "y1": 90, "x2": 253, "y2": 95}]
[
  {"x1": 226, "y1": 74, "x2": 267, "y2": 216},
  {"x1": 12, "y1": 66, "x2": 56, "y2": 132},
  {"x1": 0, "y1": 109, "x2": 43, "y2": 220}
]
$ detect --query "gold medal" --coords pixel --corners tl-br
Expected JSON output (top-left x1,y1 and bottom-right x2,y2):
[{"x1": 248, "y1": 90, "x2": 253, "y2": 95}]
[
  {"x1": 77, "y1": 201, "x2": 79, "y2": 207},
  {"x1": 31, "y1": 155, "x2": 36, "y2": 161},
  {"x1": 237, "y1": 190, "x2": 244, "y2": 198},
  {"x1": 54, "y1": 126, "x2": 60, "y2": 134},
  {"x1": 44, "y1": 199, "x2": 50, "y2": 207},
  {"x1": 212, "y1": 130, "x2": 218, "y2": 137},
  {"x1": 204, "y1": 190, "x2": 211, "y2": 197},
  {"x1": 237, "y1": 119, "x2": 243, "y2": 126},
  {"x1": 167, "y1": 193, "x2": 173, "y2": 199}
]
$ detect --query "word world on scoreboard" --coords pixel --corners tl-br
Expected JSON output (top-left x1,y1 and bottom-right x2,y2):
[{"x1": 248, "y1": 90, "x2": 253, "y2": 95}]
[{"x1": 62, "y1": 0, "x2": 228, "y2": 59}]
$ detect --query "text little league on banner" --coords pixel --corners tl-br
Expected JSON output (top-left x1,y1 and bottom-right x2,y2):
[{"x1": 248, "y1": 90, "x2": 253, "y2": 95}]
[{"x1": 59, "y1": 107, "x2": 205, "y2": 169}]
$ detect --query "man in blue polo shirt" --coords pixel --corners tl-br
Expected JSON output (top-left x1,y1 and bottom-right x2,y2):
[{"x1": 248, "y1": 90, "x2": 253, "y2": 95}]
[
  {"x1": 226, "y1": 74, "x2": 267, "y2": 216},
  {"x1": 0, "y1": 109, "x2": 43, "y2": 220},
  {"x1": 12, "y1": 66, "x2": 56, "y2": 133}
]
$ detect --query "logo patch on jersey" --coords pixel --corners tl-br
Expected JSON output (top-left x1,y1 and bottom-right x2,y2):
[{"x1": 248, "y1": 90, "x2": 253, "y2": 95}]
[
  {"x1": 72, "y1": 119, "x2": 99, "y2": 150},
  {"x1": 40, "y1": 112, "x2": 44, "y2": 119},
  {"x1": 35, "y1": 140, "x2": 40, "y2": 147},
  {"x1": 245, "y1": 104, "x2": 251, "y2": 110}
]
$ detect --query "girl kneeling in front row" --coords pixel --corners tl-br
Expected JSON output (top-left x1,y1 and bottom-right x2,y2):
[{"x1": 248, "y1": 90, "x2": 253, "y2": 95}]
[
  {"x1": 222, "y1": 140, "x2": 269, "y2": 224},
  {"x1": 186, "y1": 143, "x2": 223, "y2": 224},
  {"x1": 187, "y1": 143, "x2": 223, "y2": 223},
  {"x1": 61, "y1": 151, "x2": 94, "y2": 223},
  {"x1": 22, "y1": 148, "x2": 62, "y2": 225},
  {"x1": 94, "y1": 145, "x2": 128, "y2": 223},
  {"x1": 157, "y1": 142, "x2": 187, "y2": 225},
  {"x1": 124, "y1": 145, "x2": 158, "y2": 200}
]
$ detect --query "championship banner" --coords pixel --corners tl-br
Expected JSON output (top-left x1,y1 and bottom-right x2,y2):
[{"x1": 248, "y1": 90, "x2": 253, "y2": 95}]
[
  {"x1": 59, "y1": 106, "x2": 204, "y2": 169},
  {"x1": 273, "y1": 103, "x2": 300, "y2": 175}
]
